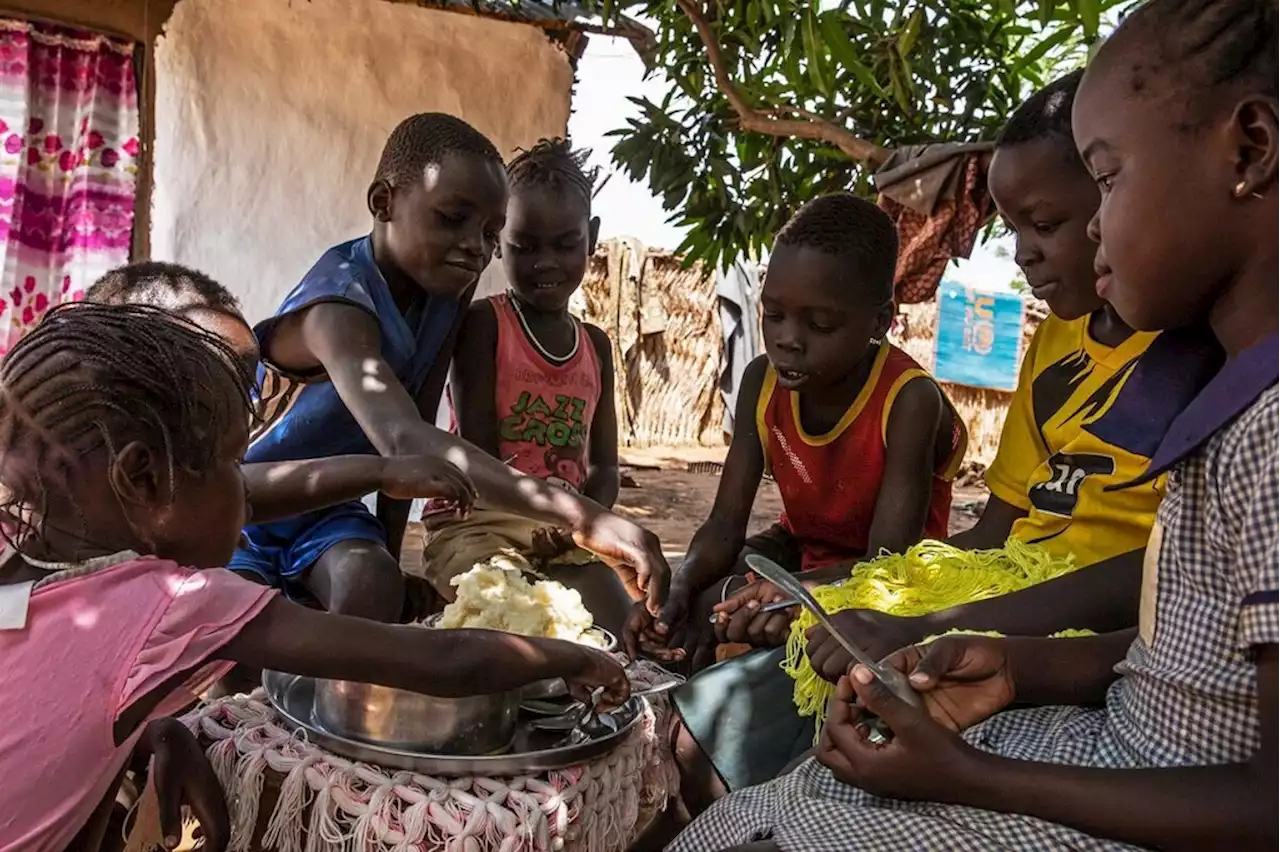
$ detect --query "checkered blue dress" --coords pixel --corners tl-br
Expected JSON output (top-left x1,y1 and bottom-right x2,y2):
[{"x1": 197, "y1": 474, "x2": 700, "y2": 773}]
[{"x1": 669, "y1": 386, "x2": 1278, "y2": 852}]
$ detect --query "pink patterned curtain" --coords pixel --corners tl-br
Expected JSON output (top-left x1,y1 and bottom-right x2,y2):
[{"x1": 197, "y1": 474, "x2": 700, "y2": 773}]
[{"x1": 0, "y1": 18, "x2": 139, "y2": 354}]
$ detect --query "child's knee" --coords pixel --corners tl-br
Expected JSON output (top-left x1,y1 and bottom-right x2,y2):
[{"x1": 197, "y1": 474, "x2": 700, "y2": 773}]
[
  {"x1": 673, "y1": 719, "x2": 707, "y2": 769},
  {"x1": 308, "y1": 540, "x2": 405, "y2": 622}
]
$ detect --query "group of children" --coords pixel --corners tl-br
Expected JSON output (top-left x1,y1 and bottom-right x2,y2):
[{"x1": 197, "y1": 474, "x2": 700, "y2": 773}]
[
  {"x1": 0, "y1": 117, "x2": 653, "y2": 849},
  {"x1": 657, "y1": 0, "x2": 1277, "y2": 849},
  {"x1": 0, "y1": 0, "x2": 1276, "y2": 849}
]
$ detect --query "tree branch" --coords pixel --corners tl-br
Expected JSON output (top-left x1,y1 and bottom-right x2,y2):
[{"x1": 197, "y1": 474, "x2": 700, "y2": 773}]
[{"x1": 675, "y1": 0, "x2": 889, "y2": 168}]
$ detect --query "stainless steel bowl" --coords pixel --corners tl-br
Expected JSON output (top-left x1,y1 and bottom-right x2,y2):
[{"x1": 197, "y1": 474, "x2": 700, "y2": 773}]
[{"x1": 311, "y1": 678, "x2": 520, "y2": 755}]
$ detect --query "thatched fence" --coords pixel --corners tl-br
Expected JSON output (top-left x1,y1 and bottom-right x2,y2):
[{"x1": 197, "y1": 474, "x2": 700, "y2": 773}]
[
  {"x1": 579, "y1": 240, "x2": 726, "y2": 447},
  {"x1": 578, "y1": 238, "x2": 1043, "y2": 467}
]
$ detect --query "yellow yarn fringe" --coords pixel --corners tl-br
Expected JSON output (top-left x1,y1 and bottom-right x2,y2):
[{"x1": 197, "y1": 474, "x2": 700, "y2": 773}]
[{"x1": 781, "y1": 538, "x2": 1093, "y2": 732}]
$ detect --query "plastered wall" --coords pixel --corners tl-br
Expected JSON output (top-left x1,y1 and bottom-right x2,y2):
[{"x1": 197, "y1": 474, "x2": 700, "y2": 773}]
[{"x1": 152, "y1": 0, "x2": 574, "y2": 321}]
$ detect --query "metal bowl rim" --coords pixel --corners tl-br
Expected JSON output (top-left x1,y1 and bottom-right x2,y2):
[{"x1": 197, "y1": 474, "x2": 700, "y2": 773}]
[{"x1": 261, "y1": 669, "x2": 646, "y2": 775}]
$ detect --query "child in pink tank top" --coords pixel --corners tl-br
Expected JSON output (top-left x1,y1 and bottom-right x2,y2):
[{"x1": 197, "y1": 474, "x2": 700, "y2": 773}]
[
  {"x1": 489, "y1": 290, "x2": 602, "y2": 492},
  {"x1": 0, "y1": 303, "x2": 627, "y2": 852},
  {"x1": 442, "y1": 138, "x2": 634, "y2": 633}
]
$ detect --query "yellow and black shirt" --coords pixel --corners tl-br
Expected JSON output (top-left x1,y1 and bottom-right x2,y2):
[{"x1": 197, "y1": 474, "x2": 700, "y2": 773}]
[{"x1": 986, "y1": 315, "x2": 1220, "y2": 568}]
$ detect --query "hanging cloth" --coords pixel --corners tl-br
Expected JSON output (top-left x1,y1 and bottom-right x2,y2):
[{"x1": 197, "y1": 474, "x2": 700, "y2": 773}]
[{"x1": 875, "y1": 142, "x2": 995, "y2": 305}]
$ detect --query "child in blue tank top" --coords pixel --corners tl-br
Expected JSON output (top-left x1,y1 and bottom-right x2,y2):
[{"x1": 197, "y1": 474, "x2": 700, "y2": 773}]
[{"x1": 232, "y1": 113, "x2": 671, "y2": 622}]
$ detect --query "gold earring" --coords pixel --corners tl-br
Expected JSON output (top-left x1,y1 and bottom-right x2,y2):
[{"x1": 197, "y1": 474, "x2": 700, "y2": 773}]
[{"x1": 1234, "y1": 181, "x2": 1265, "y2": 199}]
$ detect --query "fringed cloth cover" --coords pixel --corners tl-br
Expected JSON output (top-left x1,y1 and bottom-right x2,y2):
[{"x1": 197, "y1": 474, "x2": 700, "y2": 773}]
[{"x1": 129, "y1": 690, "x2": 677, "y2": 852}]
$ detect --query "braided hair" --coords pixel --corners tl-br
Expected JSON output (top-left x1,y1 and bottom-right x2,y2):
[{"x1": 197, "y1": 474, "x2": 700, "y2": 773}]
[
  {"x1": 0, "y1": 303, "x2": 254, "y2": 551},
  {"x1": 506, "y1": 138, "x2": 599, "y2": 210},
  {"x1": 87, "y1": 261, "x2": 241, "y2": 315},
  {"x1": 1111, "y1": 0, "x2": 1277, "y2": 122},
  {"x1": 374, "y1": 113, "x2": 503, "y2": 190},
  {"x1": 774, "y1": 193, "x2": 899, "y2": 303}
]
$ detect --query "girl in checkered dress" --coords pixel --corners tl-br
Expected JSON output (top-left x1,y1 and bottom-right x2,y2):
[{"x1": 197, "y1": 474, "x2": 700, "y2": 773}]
[{"x1": 669, "y1": 0, "x2": 1279, "y2": 849}]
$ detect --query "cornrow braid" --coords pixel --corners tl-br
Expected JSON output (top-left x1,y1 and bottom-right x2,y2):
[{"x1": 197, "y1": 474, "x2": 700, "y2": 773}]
[
  {"x1": 506, "y1": 137, "x2": 599, "y2": 209},
  {"x1": 0, "y1": 303, "x2": 254, "y2": 551},
  {"x1": 1116, "y1": 0, "x2": 1277, "y2": 119},
  {"x1": 774, "y1": 193, "x2": 899, "y2": 303},
  {"x1": 374, "y1": 112, "x2": 503, "y2": 190}
]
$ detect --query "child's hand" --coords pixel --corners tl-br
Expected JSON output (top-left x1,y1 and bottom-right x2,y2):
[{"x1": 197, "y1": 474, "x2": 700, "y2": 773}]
[
  {"x1": 878, "y1": 635, "x2": 1017, "y2": 731},
  {"x1": 622, "y1": 601, "x2": 687, "y2": 663},
  {"x1": 804, "y1": 610, "x2": 923, "y2": 682},
  {"x1": 711, "y1": 579, "x2": 797, "y2": 647},
  {"x1": 144, "y1": 717, "x2": 229, "y2": 851},
  {"x1": 570, "y1": 511, "x2": 671, "y2": 616},
  {"x1": 379, "y1": 456, "x2": 477, "y2": 513},
  {"x1": 556, "y1": 643, "x2": 631, "y2": 710},
  {"x1": 815, "y1": 665, "x2": 984, "y2": 803},
  {"x1": 528, "y1": 526, "x2": 579, "y2": 561}
]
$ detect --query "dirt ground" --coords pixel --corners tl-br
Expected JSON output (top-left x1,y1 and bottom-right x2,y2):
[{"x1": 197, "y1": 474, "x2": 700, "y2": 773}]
[{"x1": 614, "y1": 447, "x2": 989, "y2": 557}]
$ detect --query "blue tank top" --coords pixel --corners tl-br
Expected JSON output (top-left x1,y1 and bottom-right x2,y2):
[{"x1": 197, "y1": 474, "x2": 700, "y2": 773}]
[{"x1": 247, "y1": 235, "x2": 459, "y2": 464}]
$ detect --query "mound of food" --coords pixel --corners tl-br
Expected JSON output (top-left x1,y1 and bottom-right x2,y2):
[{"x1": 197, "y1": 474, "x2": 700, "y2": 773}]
[{"x1": 438, "y1": 552, "x2": 607, "y2": 648}]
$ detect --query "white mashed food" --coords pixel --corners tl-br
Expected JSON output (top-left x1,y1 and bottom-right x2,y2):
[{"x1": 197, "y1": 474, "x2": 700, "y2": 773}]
[{"x1": 437, "y1": 552, "x2": 607, "y2": 648}]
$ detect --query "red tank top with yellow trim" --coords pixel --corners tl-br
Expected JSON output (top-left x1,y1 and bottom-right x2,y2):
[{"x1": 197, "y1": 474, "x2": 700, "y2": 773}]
[
  {"x1": 492, "y1": 293, "x2": 601, "y2": 493},
  {"x1": 756, "y1": 342, "x2": 966, "y2": 571}
]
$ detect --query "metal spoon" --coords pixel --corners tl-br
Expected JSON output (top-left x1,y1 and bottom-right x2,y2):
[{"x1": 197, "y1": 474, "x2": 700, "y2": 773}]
[
  {"x1": 744, "y1": 554, "x2": 924, "y2": 743},
  {"x1": 707, "y1": 597, "x2": 800, "y2": 624},
  {"x1": 541, "y1": 687, "x2": 615, "y2": 740}
]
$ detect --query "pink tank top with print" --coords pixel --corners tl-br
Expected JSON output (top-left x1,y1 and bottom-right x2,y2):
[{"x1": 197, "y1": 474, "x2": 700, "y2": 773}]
[{"x1": 492, "y1": 293, "x2": 601, "y2": 493}]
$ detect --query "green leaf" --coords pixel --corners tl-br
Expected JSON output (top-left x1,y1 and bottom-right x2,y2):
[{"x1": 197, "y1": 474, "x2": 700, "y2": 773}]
[
  {"x1": 1076, "y1": 0, "x2": 1101, "y2": 39},
  {"x1": 898, "y1": 8, "x2": 925, "y2": 59},
  {"x1": 708, "y1": 157, "x2": 734, "y2": 178},
  {"x1": 1010, "y1": 25, "x2": 1074, "y2": 74},
  {"x1": 819, "y1": 14, "x2": 890, "y2": 100},
  {"x1": 1037, "y1": 0, "x2": 1055, "y2": 27},
  {"x1": 802, "y1": 9, "x2": 830, "y2": 97}
]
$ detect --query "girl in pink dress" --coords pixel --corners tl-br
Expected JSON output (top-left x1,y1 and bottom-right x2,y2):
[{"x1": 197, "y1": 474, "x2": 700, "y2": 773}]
[{"x1": 0, "y1": 303, "x2": 628, "y2": 852}]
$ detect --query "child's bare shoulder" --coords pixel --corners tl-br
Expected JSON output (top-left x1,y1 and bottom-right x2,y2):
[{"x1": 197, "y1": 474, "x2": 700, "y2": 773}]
[
  {"x1": 583, "y1": 321, "x2": 613, "y2": 359},
  {"x1": 465, "y1": 297, "x2": 499, "y2": 322},
  {"x1": 456, "y1": 298, "x2": 499, "y2": 343},
  {"x1": 742, "y1": 353, "x2": 771, "y2": 388}
]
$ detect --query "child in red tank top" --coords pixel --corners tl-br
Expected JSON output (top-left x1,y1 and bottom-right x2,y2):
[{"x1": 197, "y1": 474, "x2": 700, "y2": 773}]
[
  {"x1": 443, "y1": 139, "x2": 634, "y2": 633},
  {"x1": 758, "y1": 340, "x2": 964, "y2": 572},
  {"x1": 626, "y1": 193, "x2": 966, "y2": 666}
]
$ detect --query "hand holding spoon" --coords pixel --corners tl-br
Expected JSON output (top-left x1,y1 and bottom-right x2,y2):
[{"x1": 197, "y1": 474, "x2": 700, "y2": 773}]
[{"x1": 743, "y1": 554, "x2": 923, "y2": 742}]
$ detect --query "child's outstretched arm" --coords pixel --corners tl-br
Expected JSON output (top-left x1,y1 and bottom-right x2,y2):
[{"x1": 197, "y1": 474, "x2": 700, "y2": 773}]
[
  {"x1": 272, "y1": 302, "x2": 669, "y2": 612},
  {"x1": 662, "y1": 356, "x2": 769, "y2": 625},
  {"x1": 379, "y1": 285, "x2": 476, "y2": 561},
  {"x1": 622, "y1": 357, "x2": 767, "y2": 660},
  {"x1": 243, "y1": 455, "x2": 475, "y2": 525},
  {"x1": 946, "y1": 494, "x2": 1028, "y2": 551},
  {"x1": 582, "y1": 323, "x2": 620, "y2": 509},
  {"x1": 221, "y1": 597, "x2": 630, "y2": 705},
  {"x1": 804, "y1": 548, "x2": 1144, "y2": 677},
  {"x1": 826, "y1": 637, "x2": 1277, "y2": 852}
]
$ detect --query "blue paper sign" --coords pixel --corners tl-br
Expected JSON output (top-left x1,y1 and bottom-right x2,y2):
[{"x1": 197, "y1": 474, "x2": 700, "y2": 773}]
[{"x1": 933, "y1": 283, "x2": 1025, "y2": 391}]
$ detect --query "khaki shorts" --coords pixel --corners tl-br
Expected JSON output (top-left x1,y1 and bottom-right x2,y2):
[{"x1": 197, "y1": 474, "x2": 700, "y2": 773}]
[{"x1": 413, "y1": 507, "x2": 595, "y2": 600}]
